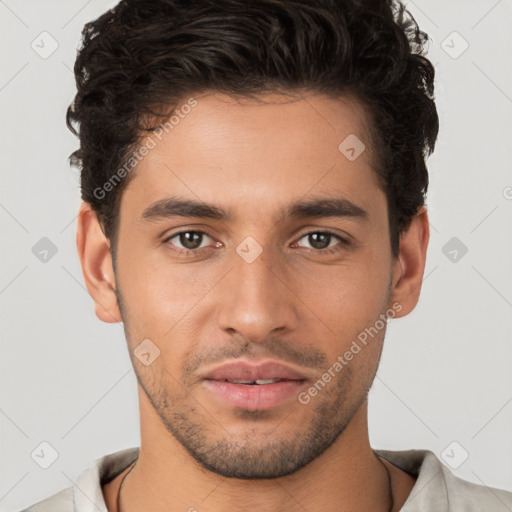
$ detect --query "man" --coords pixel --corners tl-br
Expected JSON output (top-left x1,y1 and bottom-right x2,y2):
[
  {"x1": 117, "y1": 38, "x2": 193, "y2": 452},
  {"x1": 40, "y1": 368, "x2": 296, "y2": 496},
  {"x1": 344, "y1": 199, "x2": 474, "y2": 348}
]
[{"x1": 22, "y1": 0, "x2": 512, "y2": 511}]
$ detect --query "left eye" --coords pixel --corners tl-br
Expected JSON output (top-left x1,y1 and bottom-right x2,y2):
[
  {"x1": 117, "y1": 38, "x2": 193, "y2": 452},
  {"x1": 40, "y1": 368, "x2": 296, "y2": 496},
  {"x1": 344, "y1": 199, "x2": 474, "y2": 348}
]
[
  {"x1": 165, "y1": 231, "x2": 213, "y2": 250},
  {"x1": 296, "y1": 232, "x2": 344, "y2": 250}
]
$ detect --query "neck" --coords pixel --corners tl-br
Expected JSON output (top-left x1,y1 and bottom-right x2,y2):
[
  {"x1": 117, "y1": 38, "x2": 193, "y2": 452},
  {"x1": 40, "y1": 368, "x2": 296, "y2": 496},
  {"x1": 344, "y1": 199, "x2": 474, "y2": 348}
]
[{"x1": 114, "y1": 392, "x2": 398, "y2": 512}]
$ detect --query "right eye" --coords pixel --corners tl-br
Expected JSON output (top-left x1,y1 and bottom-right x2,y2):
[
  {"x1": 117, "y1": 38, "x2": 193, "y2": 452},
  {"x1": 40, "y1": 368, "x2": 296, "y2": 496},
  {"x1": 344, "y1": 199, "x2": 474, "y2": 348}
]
[{"x1": 163, "y1": 230, "x2": 215, "y2": 251}]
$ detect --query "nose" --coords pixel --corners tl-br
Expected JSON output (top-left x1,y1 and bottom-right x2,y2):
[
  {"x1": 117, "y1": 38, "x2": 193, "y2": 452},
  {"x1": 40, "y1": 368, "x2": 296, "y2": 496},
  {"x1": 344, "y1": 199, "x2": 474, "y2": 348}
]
[{"x1": 216, "y1": 244, "x2": 299, "y2": 343}]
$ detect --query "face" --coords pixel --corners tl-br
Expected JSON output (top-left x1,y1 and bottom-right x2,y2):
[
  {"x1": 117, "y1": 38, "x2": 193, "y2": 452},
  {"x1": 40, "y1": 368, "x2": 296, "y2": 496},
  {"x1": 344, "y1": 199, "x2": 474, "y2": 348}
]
[{"x1": 112, "y1": 92, "x2": 400, "y2": 478}]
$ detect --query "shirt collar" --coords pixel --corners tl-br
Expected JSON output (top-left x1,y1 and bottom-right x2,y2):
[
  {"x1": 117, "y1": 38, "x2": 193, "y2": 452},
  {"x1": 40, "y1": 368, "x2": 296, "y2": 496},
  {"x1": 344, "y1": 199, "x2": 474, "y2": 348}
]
[{"x1": 73, "y1": 447, "x2": 448, "y2": 512}]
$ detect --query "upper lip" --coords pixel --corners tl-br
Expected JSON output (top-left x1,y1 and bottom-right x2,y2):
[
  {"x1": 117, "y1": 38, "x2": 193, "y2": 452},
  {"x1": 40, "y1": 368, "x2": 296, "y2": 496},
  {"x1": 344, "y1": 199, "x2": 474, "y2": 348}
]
[{"x1": 202, "y1": 360, "x2": 308, "y2": 381}]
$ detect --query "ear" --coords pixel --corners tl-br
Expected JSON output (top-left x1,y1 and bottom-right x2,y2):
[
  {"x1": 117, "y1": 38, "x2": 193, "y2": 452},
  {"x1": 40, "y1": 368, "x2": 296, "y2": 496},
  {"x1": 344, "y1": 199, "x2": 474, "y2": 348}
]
[
  {"x1": 388, "y1": 206, "x2": 430, "y2": 318},
  {"x1": 76, "y1": 202, "x2": 122, "y2": 323}
]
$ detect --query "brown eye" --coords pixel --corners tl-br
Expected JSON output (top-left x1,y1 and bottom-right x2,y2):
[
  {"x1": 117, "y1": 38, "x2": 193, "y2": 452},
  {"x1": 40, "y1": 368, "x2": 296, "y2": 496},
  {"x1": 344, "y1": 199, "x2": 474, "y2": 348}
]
[
  {"x1": 165, "y1": 231, "x2": 212, "y2": 250},
  {"x1": 297, "y1": 232, "x2": 343, "y2": 250},
  {"x1": 307, "y1": 233, "x2": 331, "y2": 249}
]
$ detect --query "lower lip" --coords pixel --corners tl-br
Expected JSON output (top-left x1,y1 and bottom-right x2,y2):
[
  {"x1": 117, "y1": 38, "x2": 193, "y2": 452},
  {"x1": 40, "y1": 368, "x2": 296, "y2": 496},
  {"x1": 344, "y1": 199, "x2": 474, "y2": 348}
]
[{"x1": 203, "y1": 379, "x2": 306, "y2": 411}]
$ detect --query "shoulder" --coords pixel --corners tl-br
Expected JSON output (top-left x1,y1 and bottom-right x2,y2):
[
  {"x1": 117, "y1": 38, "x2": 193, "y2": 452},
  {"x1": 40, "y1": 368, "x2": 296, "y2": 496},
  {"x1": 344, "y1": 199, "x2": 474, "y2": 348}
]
[
  {"x1": 440, "y1": 463, "x2": 512, "y2": 510},
  {"x1": 376, "y1": 448, "x2": 512, "y2": 511},
  {"x1": 20, "y1": 487, "x2": 74, "y2": 512},
  {"x1": 19, "y1": 447, "x2": 140, "y2": 512}
]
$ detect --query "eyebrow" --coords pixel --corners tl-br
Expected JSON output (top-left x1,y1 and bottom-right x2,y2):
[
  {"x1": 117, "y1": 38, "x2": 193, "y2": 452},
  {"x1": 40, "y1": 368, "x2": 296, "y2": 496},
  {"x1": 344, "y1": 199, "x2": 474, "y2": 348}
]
[
  {"x1": 286, "y1": 198, "x2": 368, "y2": 222},
  {"x1": 141, "y1": 197, "x2": 227, "y2": 221},
  {"x1": 140, "y1": 196, "x2": 368, "y2": 223}
]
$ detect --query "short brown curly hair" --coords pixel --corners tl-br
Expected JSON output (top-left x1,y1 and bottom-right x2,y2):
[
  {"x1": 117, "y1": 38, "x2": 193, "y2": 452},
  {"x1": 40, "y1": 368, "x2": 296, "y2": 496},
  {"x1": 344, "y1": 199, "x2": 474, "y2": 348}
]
[{"x1": 67, "y1": 0, "x2": 439, "y2": 261}]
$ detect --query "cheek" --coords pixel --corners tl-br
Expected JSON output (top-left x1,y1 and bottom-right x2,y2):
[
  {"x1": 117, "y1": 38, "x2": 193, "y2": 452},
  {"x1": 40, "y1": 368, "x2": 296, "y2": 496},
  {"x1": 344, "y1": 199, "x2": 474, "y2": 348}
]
[
  {"x1": 117, "y1": 250, "x2": 223, "y2": 339},
  {"x1": 291, "y1": 257, "x2": 390, "y2": 336}
]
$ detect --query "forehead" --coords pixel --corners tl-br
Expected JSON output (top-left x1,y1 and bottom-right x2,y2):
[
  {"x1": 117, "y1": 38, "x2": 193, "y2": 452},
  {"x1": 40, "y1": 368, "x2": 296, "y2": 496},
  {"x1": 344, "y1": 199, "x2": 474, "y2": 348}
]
[{"x1": 120, "y1": 92, "x2": 385, "y2": 223}]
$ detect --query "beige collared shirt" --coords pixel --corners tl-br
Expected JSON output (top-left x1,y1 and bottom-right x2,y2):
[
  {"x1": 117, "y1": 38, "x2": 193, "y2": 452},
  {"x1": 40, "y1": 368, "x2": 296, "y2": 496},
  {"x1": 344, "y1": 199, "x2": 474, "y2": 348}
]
[{"x1": 21, "y1": 446, "x2": 512, "y2": 511}]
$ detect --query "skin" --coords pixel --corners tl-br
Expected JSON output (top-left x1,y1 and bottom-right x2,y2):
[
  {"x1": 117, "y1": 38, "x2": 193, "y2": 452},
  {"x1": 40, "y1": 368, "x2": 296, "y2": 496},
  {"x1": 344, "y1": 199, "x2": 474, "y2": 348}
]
[{"x1": 77, "y1": 92, "x2": 428, "y2": 512}]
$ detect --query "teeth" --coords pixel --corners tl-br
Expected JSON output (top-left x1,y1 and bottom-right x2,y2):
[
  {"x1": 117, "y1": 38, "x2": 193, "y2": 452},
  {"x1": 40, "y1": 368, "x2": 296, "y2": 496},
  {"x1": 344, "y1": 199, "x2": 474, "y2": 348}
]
[{"x1": 227, "y1": 379, "x2": 281, "y2": 385}]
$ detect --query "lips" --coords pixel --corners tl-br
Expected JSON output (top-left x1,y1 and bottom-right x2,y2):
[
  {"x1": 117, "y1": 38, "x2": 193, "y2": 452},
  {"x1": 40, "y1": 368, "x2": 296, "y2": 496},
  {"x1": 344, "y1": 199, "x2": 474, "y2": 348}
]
[
  {"x1": 225, "y1": 378, "x2": 282, "y2": 385},
  {"x1": 201, "y1": 360, "x2": 308, "y2": 411},
  {"x1": 203, "y1": 360, "x2": 307, "y2": 382}
]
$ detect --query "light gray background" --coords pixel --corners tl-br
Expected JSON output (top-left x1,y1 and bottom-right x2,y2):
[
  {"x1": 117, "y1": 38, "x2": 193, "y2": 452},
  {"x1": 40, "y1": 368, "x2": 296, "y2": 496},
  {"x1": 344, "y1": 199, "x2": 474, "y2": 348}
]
[{"x1": 1, "y1": 1, "x2": 512, "y2": 510}]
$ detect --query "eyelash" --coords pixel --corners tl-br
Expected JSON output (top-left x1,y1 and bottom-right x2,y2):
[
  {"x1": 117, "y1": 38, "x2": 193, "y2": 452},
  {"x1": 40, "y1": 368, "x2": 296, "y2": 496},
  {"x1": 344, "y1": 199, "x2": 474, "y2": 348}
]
[{"x1": 162, "y1": 230, "x2": 350, "y2": 257}]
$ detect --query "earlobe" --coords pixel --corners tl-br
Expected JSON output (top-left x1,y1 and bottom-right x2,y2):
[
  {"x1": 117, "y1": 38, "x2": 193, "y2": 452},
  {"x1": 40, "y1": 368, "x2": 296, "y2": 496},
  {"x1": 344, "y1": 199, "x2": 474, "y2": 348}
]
[
  {"x1": 76, "y1": 202, "x2": 122, "y2": 323},
  {"x1": 388, "y1": 206, "x2": 430, "y2": 318}
]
